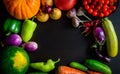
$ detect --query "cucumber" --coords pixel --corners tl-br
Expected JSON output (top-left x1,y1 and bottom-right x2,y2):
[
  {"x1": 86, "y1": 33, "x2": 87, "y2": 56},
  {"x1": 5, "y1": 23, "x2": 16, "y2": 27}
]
[
  {"x1": 85, "y1": 59, "x2": 112, "y2": 74},
  {"x1": 70, "y1": 62, "x2": 88, "y2": 71}
]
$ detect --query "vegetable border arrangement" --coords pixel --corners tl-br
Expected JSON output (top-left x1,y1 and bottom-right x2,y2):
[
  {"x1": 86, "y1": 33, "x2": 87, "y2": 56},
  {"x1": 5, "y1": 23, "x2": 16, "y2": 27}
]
[{"x1": 0, "y1": 0, "x2": 119, "y2": 74}]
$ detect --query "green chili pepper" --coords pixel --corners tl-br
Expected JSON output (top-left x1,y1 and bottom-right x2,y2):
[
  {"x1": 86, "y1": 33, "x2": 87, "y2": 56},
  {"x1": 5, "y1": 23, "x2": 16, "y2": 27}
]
[
  {"x1": 3, "y1": 17, "x2": 21, "y2": 35},
  {"x1": 30, "y1": 58, "x2": 60, "y2": 72},
  {"x1": 21, "y1": 16, "x2": 37, "y2": 42}
]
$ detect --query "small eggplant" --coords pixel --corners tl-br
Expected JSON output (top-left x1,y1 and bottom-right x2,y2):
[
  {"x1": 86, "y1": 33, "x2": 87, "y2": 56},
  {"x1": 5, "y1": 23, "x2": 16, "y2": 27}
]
[
  {"x1": 91, "y1": 44, "x2": 111, "y2": 63},
  {"x1": 4, "y1": 34, "x2": 22, "y2": 46},
  {"x1": 94, "y1": 49, "x2": 111, "y2": 63},
  {"x1": 93, "y1": 27, "x2": 106, "y2": 45},
  {"x1": 22, "y1": 41, "x2": 38, "y2": 52}
]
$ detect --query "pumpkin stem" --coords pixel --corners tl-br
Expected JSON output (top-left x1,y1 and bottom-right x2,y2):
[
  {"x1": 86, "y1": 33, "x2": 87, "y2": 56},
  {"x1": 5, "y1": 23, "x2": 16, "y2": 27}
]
[{"x1": 32, "y1": 16, "x2": 36, "y2": 21}]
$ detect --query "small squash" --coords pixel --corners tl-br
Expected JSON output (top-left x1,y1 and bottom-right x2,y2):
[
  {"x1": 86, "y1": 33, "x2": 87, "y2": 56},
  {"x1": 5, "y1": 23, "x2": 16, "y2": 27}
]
[{"x1": 4, "y1": 0, "x2": 40, "y2": 20}]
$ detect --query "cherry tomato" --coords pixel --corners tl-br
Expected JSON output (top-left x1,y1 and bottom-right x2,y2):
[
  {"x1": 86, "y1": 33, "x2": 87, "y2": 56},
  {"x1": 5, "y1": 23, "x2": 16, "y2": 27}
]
[
  {"x1": 99, "y1": 0, "x2": 105, "y2": 4},
  {"x1": 104, "y1": 0, "x2": 110, "y2": 4},
  {"x1": 87, "y1": 0, "x2": 91, "y2": 3},
  {"x1": 90, "y1": 5, "x2": 95, "y2": 9},
  {"x1": 83, "y1": 0, "x2": 117, "y2": 18},
  {"x1": 104, "y1": 11, "x2": 110, "y2": 16},
  {"x1": 83, "y1": 0, "x2": 88, "y2": 5},
  {"x1": 96, "y1": 5, "x2": 101, "y2": 10},
  {"x1": 92, "y1": 1, "x2": 97, "y2": 6},
  {"x1": 88, "y1": 8, "x2": 93, "y2": 13},
  {"x1": 85, "y1": 5, "x2": 90, "y2": 10},
  {"x1": 99, "y1": 13, "x2": 104, "y2": 17},
  {"x1": 114, "y1": 0, "x2": 117, "y2": 2},
  {"x1": 94, "y1": 0, "x2": 98, "y2": 2},
  {"x1": 102, "y1": 7, "x2": 107, "y2": 13},
  {"x1": 108, "y1": 9, "x2": 112, "y2": 14},
  {"x1": 110, "y1": 5, "x2": 117, "y2": 11},
  {"x1": 92, "y1": 11, "x2": 98, "y2": 16}
]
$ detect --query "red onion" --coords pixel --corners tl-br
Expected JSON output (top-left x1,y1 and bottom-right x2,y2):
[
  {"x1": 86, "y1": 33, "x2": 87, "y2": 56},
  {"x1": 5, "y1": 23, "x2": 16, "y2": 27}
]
[
  {"x1": 42, "y1": 4, "x2": 52, "y2": 13},
  {"x1": 22, "y1": 41, "x2": 38, "y2": 52},
  {"x1": 4, "y1": 34, "x2": 22, "y2": 46}
]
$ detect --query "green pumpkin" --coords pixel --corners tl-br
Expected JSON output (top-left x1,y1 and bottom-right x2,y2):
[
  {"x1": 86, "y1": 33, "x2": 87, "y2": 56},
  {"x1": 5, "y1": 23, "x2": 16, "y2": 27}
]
[{"x1": 0, "y1": 46, "x2": 30, "y2": 74}]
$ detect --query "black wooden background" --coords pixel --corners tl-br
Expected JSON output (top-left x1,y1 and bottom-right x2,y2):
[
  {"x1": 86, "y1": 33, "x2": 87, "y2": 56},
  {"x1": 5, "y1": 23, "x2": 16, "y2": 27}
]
[{"x1": 0, "y1": 0, "x2": 120, "y2": 74}]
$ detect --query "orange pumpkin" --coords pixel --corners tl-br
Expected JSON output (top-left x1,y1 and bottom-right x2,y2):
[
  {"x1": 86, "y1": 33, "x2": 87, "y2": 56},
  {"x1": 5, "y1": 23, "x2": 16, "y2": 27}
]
[{"x1": 4, "y1": 0, "x2": 40, "y2": 20}]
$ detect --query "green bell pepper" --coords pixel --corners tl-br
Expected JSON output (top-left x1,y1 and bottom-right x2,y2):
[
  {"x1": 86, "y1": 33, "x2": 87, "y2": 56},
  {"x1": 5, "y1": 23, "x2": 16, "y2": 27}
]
[
  {"x1": 21, "y1": 16, "x2": 37, "y2": 42},
  {"x1": 30, "y1": 58, "x2": 60, "y2": 72},
  {"x1": 3, "y1": 17, "x2": 21, "y2": 35}
]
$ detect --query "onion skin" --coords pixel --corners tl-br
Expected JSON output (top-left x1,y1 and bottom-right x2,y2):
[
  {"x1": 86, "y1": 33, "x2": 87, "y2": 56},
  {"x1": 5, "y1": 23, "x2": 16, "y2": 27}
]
[
  {"x1": 93, "y1": 27, "x2": 105, "y2": 45},
  {"x1": 4, "y1": 34, "x2": 22, "y2": 46},
  {"x1": 22, "y1": 41, "x2": 38, "y2": 52}
]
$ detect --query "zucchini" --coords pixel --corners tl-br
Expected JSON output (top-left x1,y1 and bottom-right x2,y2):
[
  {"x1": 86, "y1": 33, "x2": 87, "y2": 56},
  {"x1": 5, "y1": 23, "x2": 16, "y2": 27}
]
[{"x1": 102, "y1": 17, "x2": 118, "y2": 57}]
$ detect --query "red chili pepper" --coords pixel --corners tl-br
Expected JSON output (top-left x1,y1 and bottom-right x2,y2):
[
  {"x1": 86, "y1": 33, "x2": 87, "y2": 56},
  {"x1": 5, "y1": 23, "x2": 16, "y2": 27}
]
[
  {"x1": 82, "y1": 27, "x2": 90, "y2": 34},
  {"x1": 83, "y1": 22, "x2": 93, "y2": 27}
]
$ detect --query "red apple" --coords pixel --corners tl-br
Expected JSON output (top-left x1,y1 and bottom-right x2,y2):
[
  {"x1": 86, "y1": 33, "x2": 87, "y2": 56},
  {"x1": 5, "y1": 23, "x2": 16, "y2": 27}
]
[{"x1": 54, "y1": 0, "x2": 77, "y2": 11}]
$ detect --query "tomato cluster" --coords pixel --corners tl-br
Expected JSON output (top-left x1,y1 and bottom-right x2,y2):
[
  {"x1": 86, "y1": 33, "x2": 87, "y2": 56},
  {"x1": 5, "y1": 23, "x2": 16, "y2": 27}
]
[{"x1": 83, "y1": 0, "x2": 118, "y2": 18}]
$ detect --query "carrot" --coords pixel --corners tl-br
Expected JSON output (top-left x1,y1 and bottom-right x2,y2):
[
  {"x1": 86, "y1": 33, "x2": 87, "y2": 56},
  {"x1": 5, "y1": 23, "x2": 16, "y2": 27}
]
[
  {"x1": 87, "y1": 70, "x2": 102, "y2": 74},
  {"x1": 57, "y1": 66, "x2": 87, "y2": 74}
]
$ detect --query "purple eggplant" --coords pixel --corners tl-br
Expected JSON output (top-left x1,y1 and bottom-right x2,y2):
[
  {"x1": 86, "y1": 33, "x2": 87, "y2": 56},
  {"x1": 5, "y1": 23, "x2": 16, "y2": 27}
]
[
  {"x1": 22, "y1": 41, "x2": 38, "y2": 52},
  {"x1": 4, "y1": 34, "x2": 22, "y2": 46},
  {"x1": 94, "y1": 48, "x2": 111, "y2": 63},
  {"x1": 93, "y1": 27, "x2": 105, "y2": 45},
  {"x1": 91, "y1": 44, "x2": 111, "y2": 63}
]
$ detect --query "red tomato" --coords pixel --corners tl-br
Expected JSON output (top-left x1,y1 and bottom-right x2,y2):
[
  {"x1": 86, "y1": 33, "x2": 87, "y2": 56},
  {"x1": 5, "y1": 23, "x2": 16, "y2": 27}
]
[{"x1": 54, "y1": 0, "x2": 77, "y2": 11}]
